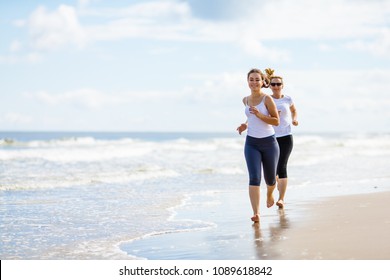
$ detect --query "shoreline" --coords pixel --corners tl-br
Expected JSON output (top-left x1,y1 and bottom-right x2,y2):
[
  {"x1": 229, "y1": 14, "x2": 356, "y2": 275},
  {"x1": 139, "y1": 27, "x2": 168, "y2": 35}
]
[{"x1": 120, "y1": 189, "x2": 390, "y2": 260}]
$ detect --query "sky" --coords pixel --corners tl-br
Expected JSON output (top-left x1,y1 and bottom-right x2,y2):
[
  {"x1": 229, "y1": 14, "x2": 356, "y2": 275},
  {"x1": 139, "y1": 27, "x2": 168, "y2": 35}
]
[{"x1": 1, "y1": 0, "x2": 389, "y2": 133}]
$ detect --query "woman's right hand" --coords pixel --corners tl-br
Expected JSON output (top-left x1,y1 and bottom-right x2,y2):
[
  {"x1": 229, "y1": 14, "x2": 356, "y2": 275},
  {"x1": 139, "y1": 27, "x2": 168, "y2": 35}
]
[{"x1": 236, "y1": 123, "x2": 247, "y2": 135}]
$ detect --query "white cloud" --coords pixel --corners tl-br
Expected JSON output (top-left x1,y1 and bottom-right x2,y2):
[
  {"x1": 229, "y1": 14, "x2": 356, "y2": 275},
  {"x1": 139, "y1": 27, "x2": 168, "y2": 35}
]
[
  {"x1": 14, "y1": 0, "x2": 390, "y2": 58},
  {"x1": 116, "y1": 1, "x2": 191, "y2": 18},
  {"x1": 26, "y1": 89, "x2": 113, "y2": 109},
  {"x1": 283, "y1": 68, "x2": 390, "y2": 131},
  {"x1": 182, "y1": 72, "x2": 245, "y2": 103},
  {"x1": 83, "y1": 2, "x2": 198, "y2": 42},
  {"x1": 78, "y1": 1, "x2": 191, "y2": 21},
  {"x1": 27, "y1": 5, "x2": 86, "y2": 51},
  {"x1": 24, "y1": 88, "x2": 186, "y2": 109},
  {"x1": 256, "y1": 0, "x2": 383, "y2": 39},
  {"x1": 237, "y1": 33, "x2": 291, "y2": 61},
  {"x1": 1, "y1": 113, "x2": 33, "y2": 125},
  {"x1": 0, "y1": 52, "x2": 43, "y2": 64},
  {"x1": 345, "y1": 28, "x2": 390, "y2": 58}
]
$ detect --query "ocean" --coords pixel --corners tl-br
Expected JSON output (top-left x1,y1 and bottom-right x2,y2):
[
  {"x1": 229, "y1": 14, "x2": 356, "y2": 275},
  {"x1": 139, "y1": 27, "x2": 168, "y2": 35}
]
[{"x1": 1, "y1": 131, "x2": 390, "y2": 259}]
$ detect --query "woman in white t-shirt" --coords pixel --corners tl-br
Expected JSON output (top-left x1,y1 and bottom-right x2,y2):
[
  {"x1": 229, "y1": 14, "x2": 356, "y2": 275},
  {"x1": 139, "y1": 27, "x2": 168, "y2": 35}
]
[{"x1": 270, "y1": 75, "x2": 299, "y2": 209}]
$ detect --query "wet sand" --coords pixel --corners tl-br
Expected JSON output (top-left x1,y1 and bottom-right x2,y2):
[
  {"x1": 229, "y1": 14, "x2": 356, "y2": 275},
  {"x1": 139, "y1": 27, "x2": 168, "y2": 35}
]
[
  {"x1": 121, "y1": 190, "x2": 390, "y2": 260},
  {"x1": 272, "y1": 191, "x2": 390, "y2": 259}
]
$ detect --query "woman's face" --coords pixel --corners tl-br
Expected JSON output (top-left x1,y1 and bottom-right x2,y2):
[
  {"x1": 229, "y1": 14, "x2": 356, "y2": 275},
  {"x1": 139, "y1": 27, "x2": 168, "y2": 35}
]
[
  {"x1": 248, "y1": 73, "x2": 263, "y2": 91},
  {"x1": 270, "y1": 78, "x2": 283, "y2": 91}
]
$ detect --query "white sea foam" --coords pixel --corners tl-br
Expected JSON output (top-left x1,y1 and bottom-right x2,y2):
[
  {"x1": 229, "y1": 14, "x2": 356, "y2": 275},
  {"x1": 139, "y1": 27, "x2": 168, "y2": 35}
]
[{"x1": 1, "y1": 133, "x2": 389, "y2": 191}]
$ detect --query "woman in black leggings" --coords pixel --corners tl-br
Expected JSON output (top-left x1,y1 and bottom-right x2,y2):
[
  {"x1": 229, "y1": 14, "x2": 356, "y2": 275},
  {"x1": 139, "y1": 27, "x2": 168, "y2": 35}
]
[{"x1": 269, "y1": 73, "x2": 299, "y2": 209}]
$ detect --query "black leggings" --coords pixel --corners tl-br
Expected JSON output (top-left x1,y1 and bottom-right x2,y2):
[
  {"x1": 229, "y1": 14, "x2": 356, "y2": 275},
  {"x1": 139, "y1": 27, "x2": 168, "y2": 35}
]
[{"x1": 276, "y1": 135, "x2": 293, "y2": 179}]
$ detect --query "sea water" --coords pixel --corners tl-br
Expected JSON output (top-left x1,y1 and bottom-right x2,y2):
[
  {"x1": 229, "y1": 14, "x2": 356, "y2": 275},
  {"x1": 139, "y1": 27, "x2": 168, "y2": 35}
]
[{"x1": 1, "y1": 131, "x2": 389, "y2": 259}]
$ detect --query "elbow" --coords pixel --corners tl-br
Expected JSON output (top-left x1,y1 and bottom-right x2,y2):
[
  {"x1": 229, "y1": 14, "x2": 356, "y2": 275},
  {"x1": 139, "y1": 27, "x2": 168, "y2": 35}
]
[{"x1": 274, "y1": 118, "x2": 280, "y2": 126}]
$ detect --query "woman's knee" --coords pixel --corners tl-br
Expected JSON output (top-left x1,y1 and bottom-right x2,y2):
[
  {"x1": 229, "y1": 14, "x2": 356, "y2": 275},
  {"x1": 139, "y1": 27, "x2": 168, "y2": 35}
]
[
  {"x1": 264, "y1": 177, "x2": 276, "y2": 186},
  {"x1": 249, "y1": 178, "x2": 261, "y2": 186}
]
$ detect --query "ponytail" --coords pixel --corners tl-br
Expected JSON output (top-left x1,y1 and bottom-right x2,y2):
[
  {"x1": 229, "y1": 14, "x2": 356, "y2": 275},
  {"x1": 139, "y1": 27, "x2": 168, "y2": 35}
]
[
  {"x1": 264, "y1": 68, "x2": 283, "y2": 84},
  {"x1": 247, "y1": 68, "x2": 270, "y2": 88}
]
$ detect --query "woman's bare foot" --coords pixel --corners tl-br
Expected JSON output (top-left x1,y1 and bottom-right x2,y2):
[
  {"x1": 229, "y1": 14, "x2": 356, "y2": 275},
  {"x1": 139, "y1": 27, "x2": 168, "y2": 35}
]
[
  {"x1": 276, "y1": 200, "x2": 284, "y2": 209},
  {"x1": 267, "y1": 186, "x2": 275, "y2": 208},
  {"x1": 267, "y1": 197, "x2": 274, "y2": 208},
  {"x1": 251, "y1": 214, "x2": 260, "y2": 223}
]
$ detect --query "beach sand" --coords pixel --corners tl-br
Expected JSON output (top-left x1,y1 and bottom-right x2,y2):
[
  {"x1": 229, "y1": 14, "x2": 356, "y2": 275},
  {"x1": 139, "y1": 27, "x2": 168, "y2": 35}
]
[
  {"x1": 121, "y1": 189, "x2": 390, "y2": 260},
  {"x1": 273, "y1": 190, "x2": 390, "y2": 259}
]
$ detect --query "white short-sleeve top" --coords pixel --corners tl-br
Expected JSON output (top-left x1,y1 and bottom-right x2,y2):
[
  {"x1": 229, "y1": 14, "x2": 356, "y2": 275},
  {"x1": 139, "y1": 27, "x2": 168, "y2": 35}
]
[{"x1": 272, "y1": 95, "x2": 294, "y2": 137}]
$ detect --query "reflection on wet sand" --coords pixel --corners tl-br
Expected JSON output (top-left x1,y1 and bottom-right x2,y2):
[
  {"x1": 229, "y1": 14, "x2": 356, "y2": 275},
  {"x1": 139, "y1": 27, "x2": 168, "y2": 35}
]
[{"x1": 252, "y1": 209, "x2": 290, "y2": 259}]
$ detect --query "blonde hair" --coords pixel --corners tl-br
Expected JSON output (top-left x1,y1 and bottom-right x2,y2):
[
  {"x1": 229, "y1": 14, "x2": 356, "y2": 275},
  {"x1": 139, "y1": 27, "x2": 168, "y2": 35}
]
[
  {"x1": 264, "y1": 68, "x2": 283, "y2": 84},
  {"x1": 247, "y1": 68, "x2": 270, "y2": 88}
]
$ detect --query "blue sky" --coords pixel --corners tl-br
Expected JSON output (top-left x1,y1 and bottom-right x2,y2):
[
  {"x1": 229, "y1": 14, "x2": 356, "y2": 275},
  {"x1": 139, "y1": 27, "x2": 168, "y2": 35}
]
[{"x1": 1, "y1": 0, "x2": 389, "y2": 132}]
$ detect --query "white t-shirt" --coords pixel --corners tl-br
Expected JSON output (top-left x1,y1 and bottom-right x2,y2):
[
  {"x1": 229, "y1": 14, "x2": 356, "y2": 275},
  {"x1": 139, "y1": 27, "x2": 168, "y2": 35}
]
[{"x1": 272, "y1": 95, "x2": 294, "y2": 137}]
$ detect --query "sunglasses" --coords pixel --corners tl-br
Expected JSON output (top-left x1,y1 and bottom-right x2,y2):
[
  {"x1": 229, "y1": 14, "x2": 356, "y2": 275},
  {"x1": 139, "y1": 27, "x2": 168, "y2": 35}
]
[{"x1": 270, "y1": 83, "x2": 282, "y2": 86}]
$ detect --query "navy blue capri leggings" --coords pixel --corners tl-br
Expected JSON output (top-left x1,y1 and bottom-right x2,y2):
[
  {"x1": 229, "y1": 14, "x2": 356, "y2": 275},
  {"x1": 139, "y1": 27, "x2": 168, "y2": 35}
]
[{"x1": 244, "y1": 135, "x2": 279, "y2": 186}]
